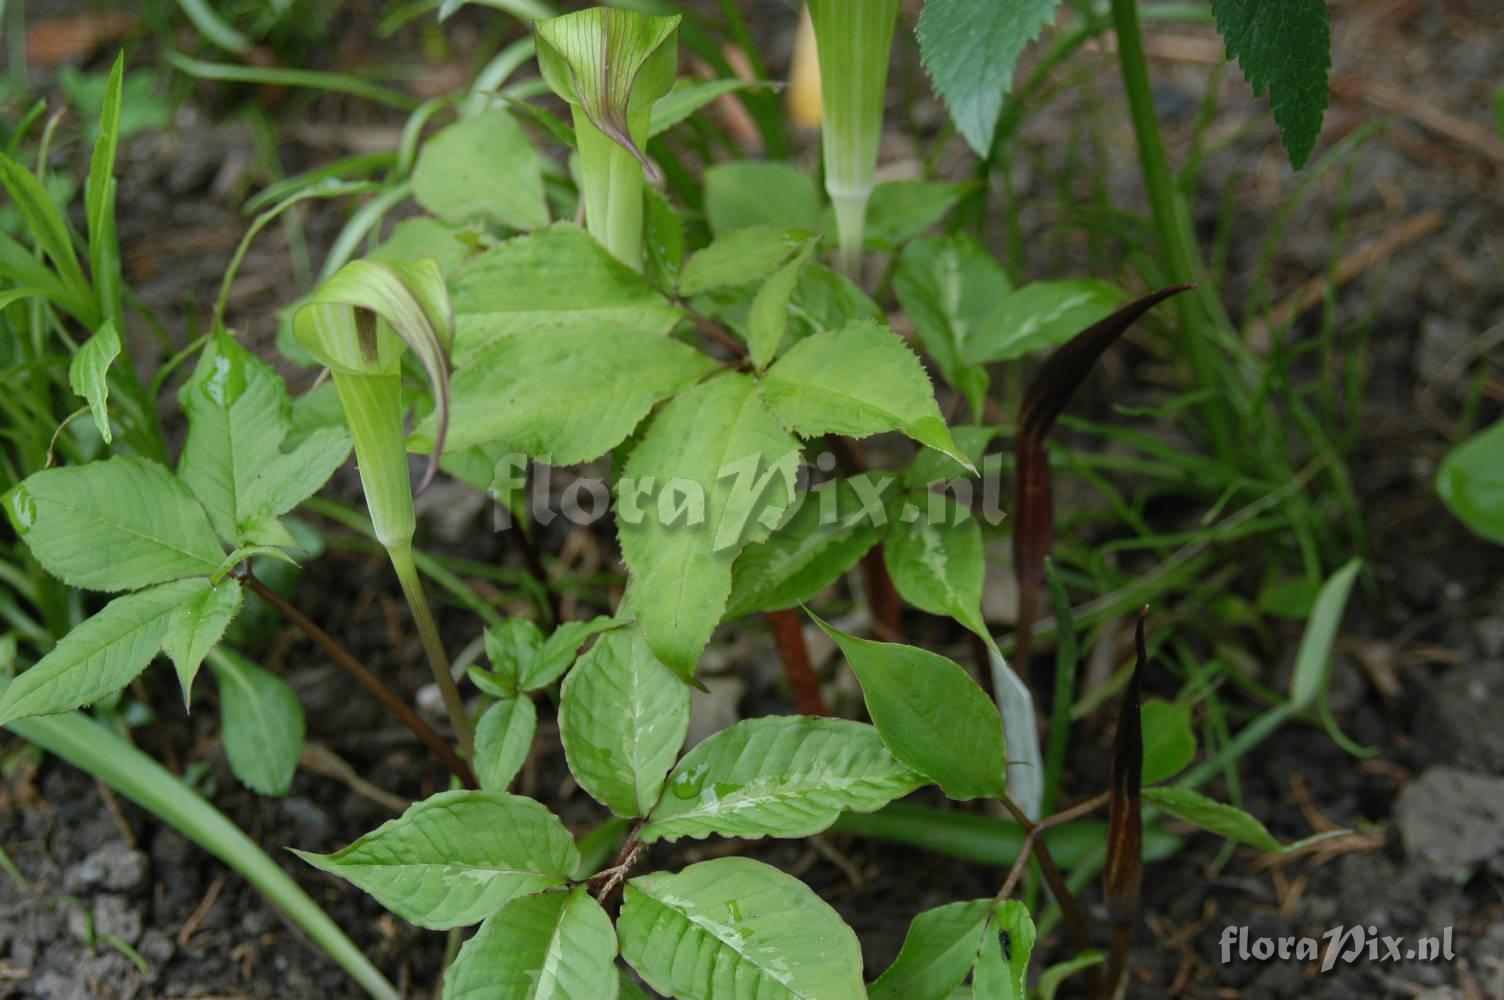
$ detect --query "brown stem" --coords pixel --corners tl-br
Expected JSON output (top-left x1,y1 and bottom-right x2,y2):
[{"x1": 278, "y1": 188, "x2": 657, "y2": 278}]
[
  {"x1": 682, "y1": 303, "x2": 749, "y2": 360},
  {"x1": 826, "y1": 436, "x2": 903, "y2": 641},
  {"x1": 999, "y1": 794, "x2": 1102, "y2": 996},
  {"x1": 242, "y1": 573, "x2": 478, "y2": 789},
  {"x1": 765, "y1": 609, "x2": 827, "y2": 716},
  {"x1": 589, "y1": 821, "x2": 645, "y2": 908}
]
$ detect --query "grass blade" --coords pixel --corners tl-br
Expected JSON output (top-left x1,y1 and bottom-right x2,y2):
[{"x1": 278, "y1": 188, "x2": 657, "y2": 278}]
[{"x1": 2, "y1": 683, "x2": 398, "y2": 1000}]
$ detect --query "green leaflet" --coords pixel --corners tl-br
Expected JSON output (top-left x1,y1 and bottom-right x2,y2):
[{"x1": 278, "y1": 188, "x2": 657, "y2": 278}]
[
  {"x1": 893, "y1": 236, "x2": 1009, "y2": 416},
  {"x1": 163, "y1": 578, "x2": 244, "y2": 704},
  {"x1": 449, "y1": 225, "x2": 681, "y2": 363},
  {"x1": 6, "y1": 457, "x2": 223, "y2": 592},
  {"x1": 413, "y1": 108, "x2": 548, "y2": 231},
  {"x1": 208, "y1": 647, "x2": 304, "y2": 797},
  {"x1": 236, "y1": 426, "x2": 353, "y2": 526},
  {"x1": 747, "y1": 241, "x2": 816, "y2": 371},
  {"x1": 414, "y1": 326, "x2": 716, "y2": 463},
  {"x1": 1141, "y1": 699, "x2": 1196, "y2": 785},
  {"x1": 443, "y1": 887, "x2": 619, "y2": 1000},
  {"x1": 179, "y1": 331, "x2": 294, "y2": 541},
  {"x1": 473, "y1": 616, "x2": 624, "y2": 695},
  {"x1": 758, "y1": 320, "x2": 971, "y2": 470},
  {"x1": 1141, "y1": 787, "x2": 1281, "y2": 852},
  {"x1": 916, "y1": 0, "x2": 1062, "y2": 156},
  {"x1": 560, "y1": 626, "x2": 689, "y2": 817},
  {"x1": 1211, "y1": 0, "x2": 1332, "y2": 169},
  {"x1": 868, "y1": 899, "x2": 993, "y2": 1000},
  {"x1": 864, "y1": 180, "x2": 973, "y2": 250},
  {"x1": 620, "y1": 857, "x2": 866, "y2": 1000},
  {"x1": 475, "y1": 619, "x2": 544, "y2": 695},
  {"x1": 0, "y1": 578, "x2": 209, "y2": 726},
  {"x1": 703, "y1": 161, "x2": 822, "y2": 235},
  {"x1": 68, "y1": 320, "x2": 122, "y2": 443},
  {"x1": 817, "y1": 618, "x2": 1007, "y2": 801},
  {"x1": 884, "y1": 496, "x2": 989, "y2": 642},
  {"x1": 962, "y1": 280, "x2": 1125, "y2": 365},
  {"x1": 726, "y1": 475, "x2": 888, "y2": 619},
  {"x1": 1438, "y1": 418, "x2": 1504, "y2": 544},
  {"x1": 642, "y1": 717, "x2": 924, "y2": 844},
  {"x1": 473, "y1": 694, "x2": 536, "y2": 791},
  {"x1": 1288, "y1": 556, "x2": 1361, "y2": 712},
  {"x1": 678, "y1": 226, "x2": 814, "y2": 297},
  {"x1": 972, "y1": 901, "x2": 1035, "y2": 1000},
  {"x1": 526, "y1": 618, "x2": 625, "y2": 690},
  {"x1": 643, "y1": 187, "x2": 685, "y2": 290},
  {"x1": 294, "y1": 790, "x2": 578, "y2": 930},
  {"x1": 617, "y1": 374, "x2": 801, "y2": 677}
]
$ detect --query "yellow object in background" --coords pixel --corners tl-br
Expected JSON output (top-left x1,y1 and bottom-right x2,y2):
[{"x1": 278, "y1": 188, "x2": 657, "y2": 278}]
[{"x1": 787, "y1": 4, "x2": 821, "y2": 129}]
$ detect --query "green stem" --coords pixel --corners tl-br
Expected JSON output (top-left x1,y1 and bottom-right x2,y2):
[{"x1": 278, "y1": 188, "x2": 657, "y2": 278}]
[
  {"x1": 391, "y1": 542, "x2": 474, "y2": 762},
  {"x1": 3, "y1": 690, "x2": 398, "y2": 1000},
  {"x1": 808, "y1": 0, "x2": 900, "y2": 277},
  {"x1": 573, "y1": 112, "x2": 647, "y2": 272},
  {"x1": 1109, "y1": 0, "x2": 1235, "y2": 461}
]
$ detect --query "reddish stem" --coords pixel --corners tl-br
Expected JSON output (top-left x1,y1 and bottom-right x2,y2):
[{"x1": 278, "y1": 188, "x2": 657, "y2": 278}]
[{"x1": 765, "y1": 609, "x2": 827, "y2": 716}]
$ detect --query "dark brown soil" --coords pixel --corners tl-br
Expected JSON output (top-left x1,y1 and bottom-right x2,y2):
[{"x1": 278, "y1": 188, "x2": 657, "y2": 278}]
[{"x1": 4, "y1": 0, "x2": 1504, "y2": 998}]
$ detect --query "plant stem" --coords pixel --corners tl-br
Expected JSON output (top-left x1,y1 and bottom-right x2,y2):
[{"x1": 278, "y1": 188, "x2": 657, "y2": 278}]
[
  {"x1": 390, "y1": 543, "x2": 475, "y2": 762},
  {"x1": 1109, "y1": 0, "x2": 1235, "y2": 462},
  {"x1": 765, "y1": 609, "x2": 827, "y2": 716},
  {"x1": 574, "y1": 112, "x2": 647, "y2": 271},
  {"x1": 999, "y1": 794, "x2": 1101, "y2": 995},
  {"x1": 4, "y1": 688, "x2": 399, "y2": 1000},
  {"x1": 242, "y1": 573, "x2": 477, "y2": 788},
  {"x1": 807, "y1": 0, "x2": 900, "y2": 277},
  {"x1": 826, "y1": 435, "x2": 902, "y2": 640}
]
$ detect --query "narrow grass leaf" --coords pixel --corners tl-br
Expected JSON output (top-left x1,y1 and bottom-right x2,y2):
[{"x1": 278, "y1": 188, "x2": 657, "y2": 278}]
[{"x1": 1288, "y1": 556, "x2": 1361, "y2": 711}]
